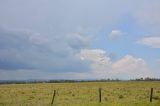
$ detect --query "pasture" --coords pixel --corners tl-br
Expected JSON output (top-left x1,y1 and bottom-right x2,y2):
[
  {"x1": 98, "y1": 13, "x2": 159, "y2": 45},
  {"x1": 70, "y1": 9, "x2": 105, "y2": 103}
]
[{"x1": 0, "y1": 81, "x2": 160, "y2": 106}]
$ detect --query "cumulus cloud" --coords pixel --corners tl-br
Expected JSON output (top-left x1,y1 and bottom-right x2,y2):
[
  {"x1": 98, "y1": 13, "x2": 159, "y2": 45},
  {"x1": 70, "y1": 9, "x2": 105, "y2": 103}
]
[
  {"x1": 78, "y1": 49, "x2": 111, "y2": 64},
  {"x1": 112, "y1": 55, "x2": 150, "y2": 78},
  {"x1": 108, "y1": 30, "x2": 125, "y2": 40},
  {"x1": 77, "y1": 49, "x2": 112, "y2": 78},
  {"x1": 78, "y1": 49, "x2": 151, "y2": 79},
  {"x1": 137, "y1": 36, "x2": 160, "y2": 48}
]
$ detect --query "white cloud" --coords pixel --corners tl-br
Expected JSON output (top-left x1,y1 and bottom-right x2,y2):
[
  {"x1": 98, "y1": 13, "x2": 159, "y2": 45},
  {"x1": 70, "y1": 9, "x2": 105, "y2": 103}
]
[
  {"x1": 108, "y1": 30, "x2": 125, "y2": 40},
  {"x1": 78, "y1": 49, "x2": 112, "y2": 77},
  {"x1": 78, "y1": 49, "x2": 111, "y2": 64},
  {"x1": 112, "y1": 55, "x2": 150, "y2": 78},
  {"x1": 112, "y1": 55, "x2": 146, "y2": 72},
  {"x1": 138, "y1": 36, "x2": 160, "y2": 48},
  {"x1": 78, "y1": 49, "x2": 151, "y2": 79}
]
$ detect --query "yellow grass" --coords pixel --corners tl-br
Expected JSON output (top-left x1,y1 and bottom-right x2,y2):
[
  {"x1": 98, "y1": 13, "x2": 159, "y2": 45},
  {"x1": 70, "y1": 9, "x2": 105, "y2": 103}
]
[{"x1": 0, "y1": 81, "x2": 160, "y2": 106}]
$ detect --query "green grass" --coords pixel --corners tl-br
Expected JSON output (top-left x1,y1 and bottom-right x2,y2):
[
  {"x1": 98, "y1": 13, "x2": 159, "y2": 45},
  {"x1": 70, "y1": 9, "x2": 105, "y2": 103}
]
[{"x1": 0, "y1": 81, "x2": 160, "y2": 106}]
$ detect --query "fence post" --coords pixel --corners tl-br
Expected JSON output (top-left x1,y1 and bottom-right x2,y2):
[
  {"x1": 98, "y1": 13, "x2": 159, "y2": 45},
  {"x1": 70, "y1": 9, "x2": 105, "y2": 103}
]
[
  {"x1": 51, "y1": 90, "x2": 56, "y2": 105},
  {"x1": 150, "y1": 88, "x2": 153, "y2": 102},
  {"x1": 99, "y1": 88, "x2": 102, "y2": 103}
]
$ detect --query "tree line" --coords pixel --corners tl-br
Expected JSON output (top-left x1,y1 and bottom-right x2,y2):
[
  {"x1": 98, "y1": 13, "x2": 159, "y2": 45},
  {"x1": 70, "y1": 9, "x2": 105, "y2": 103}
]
[{"x1": 0, "y1": 77, "x2": 160, "y2": 84}]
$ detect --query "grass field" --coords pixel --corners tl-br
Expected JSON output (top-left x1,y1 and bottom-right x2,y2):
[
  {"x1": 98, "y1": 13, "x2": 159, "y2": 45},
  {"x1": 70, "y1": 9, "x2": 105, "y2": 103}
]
[{"x1": 0, "y1": 81, "x2": 160, "y2": 106}]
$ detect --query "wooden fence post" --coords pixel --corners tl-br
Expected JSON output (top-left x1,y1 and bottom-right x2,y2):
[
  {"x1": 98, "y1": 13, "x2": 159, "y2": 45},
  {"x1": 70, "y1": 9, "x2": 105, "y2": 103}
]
[
  {"x1": 51, "y1": 90, "x2": 56, "y2": 105},
  {"x1": 150, "y1": 88, "x2": 153, "y2": 102},
  {"x1": 99, "y1": 88, "x2": 102, "y2": 103}
]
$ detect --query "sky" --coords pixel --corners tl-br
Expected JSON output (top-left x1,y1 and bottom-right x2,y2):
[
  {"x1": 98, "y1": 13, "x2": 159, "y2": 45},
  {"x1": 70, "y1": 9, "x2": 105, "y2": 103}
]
[{"x1": 0, "y1": 0, "x2": 160, "y2": 80}]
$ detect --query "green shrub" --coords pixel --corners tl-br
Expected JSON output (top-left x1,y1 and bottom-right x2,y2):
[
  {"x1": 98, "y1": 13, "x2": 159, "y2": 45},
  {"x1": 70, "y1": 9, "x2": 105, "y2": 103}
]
[{"x1": 119, "y1": 95, "x2": 124, "y2": 99}]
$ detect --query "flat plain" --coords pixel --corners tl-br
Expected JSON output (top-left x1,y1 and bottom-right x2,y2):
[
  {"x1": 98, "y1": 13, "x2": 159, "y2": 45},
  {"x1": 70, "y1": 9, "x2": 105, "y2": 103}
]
[{"x1": 0, "y1": 81, "x2": 160, "y2": 106}]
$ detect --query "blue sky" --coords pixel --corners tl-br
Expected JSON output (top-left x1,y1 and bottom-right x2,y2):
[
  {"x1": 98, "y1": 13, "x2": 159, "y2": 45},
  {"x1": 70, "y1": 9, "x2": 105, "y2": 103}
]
[{"x1": 0, "y1": 0, "x2": 160, "y2": 80}]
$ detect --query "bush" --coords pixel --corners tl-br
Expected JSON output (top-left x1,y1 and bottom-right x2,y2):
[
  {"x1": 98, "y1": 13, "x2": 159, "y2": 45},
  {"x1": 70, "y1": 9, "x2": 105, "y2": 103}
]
[
  {"x1": 153, "y1": 96, "x2": 159, "y2": 100},
  {"x1": 119, "y1": 95, "x2": 124, "y2": 99}
]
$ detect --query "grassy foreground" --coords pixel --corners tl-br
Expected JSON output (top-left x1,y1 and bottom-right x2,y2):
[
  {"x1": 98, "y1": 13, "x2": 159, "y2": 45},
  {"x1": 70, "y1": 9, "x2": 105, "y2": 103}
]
[{"x1": 0, "y1": 81, "x2": 160, "y2": 106}]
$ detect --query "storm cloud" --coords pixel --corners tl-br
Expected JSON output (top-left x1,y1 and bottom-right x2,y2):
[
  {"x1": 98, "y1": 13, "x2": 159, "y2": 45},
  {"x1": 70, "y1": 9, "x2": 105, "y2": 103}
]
[
  {"x1": 0, "y1": 0, "x2": 160, "y2": 79},
  {"x1": 0, "y1": 27, "x2": 90, "y2": 72}
]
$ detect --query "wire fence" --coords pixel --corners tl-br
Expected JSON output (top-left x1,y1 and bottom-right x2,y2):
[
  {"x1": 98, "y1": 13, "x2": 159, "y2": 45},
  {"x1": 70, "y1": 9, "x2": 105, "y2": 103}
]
[{"x1": 51, "y1": 87, "x2": 160, "y2": 105}]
